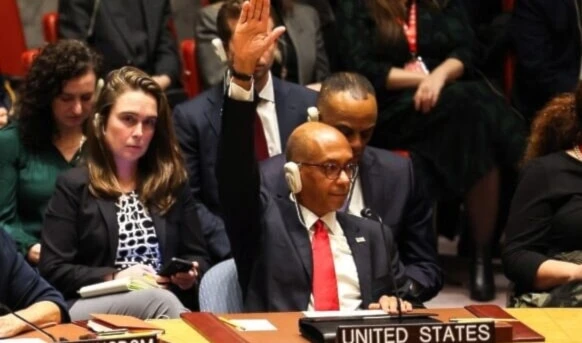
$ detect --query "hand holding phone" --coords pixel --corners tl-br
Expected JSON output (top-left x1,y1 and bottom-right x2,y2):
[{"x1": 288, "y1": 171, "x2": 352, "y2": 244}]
[{"x1": 158, "y1": 257, "x2": 193, "y2": 277}]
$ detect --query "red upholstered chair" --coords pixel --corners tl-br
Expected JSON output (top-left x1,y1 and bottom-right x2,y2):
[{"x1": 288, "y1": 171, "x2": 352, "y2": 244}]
[
  {"x1": 0, "y1": 0, "x2": 28, "y2": 77},
  {"x1": 43, "y1": 12, "x2": 59, "y2": 44},
  {"x1": 181, "y1": 39, "x2": 202, "y2": 98},
  {"x1": 21, "y1": 49, "x2": 41, "y2": 75}
]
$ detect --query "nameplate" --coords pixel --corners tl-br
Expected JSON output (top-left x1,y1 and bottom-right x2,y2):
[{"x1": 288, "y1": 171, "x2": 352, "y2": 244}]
[
  {"x1": 336, "y1": 322, "x2": 494, "y2": 343},
  {"x1": 65, "y1": 333, "x2": 159, "y2": 343}
]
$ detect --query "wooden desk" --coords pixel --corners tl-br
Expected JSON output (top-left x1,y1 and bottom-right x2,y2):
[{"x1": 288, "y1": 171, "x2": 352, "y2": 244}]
[
  {"x1": 223, "y1": 309, "x2": 496, "y2": 343},
  {"x1": 14, "y1": 308, "x2": 577, "y2": 343}
]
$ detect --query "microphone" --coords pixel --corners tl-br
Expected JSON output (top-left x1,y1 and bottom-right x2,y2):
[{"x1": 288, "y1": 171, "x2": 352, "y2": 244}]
[
  {"x1": 0, "y1": 302, "x2": 58, "y2": 342},
  {"x1": 360, "y1": 208, "x2": 403, "y2": 322}
]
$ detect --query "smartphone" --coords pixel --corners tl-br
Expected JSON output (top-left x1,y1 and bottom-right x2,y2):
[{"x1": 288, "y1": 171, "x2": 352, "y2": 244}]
[{"x1": 158, "y1": 257, "x2": 193, "y2": 276}]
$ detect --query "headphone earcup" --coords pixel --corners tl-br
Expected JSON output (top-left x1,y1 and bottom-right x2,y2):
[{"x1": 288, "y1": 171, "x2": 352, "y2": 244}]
[
  {"x1": 284, "y1": 162, "x2": 302, "y2": 194},
  {"x1": 307, "y1": 106, "x2": 320, "y2": 122}
]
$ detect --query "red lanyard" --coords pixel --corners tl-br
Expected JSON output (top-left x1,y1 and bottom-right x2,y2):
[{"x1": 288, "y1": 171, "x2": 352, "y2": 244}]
[{"x1": 401, "y1": 0, "x2": 418, "y2": 56}]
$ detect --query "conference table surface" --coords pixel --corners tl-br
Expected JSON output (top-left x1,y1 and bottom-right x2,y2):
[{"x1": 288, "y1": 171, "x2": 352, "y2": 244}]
[{"x1": 14, "y1": 308, "x2": 582, "y2": 343}]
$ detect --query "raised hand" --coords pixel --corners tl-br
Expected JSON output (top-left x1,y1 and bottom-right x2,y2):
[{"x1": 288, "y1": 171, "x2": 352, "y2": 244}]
[{"x1": 230, "y1": 0, "x2": 286, "y2": 75}]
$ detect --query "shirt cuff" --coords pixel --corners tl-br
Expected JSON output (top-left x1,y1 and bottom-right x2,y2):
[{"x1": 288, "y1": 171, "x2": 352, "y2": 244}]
[{"x1": 228, "y1": 77, "x2": 254, "y2": 102}]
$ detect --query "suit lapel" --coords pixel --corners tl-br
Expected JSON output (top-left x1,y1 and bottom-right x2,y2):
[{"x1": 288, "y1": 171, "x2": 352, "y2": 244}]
[
  {"x1": 281, "y1": 201, "x2": 312, "y2": 280},
  {"x1": 273, "y1": 78, "x2": 298, "y2": 144},
  {"x1": 204, "y1": 86, "x2": 225, "y2": 137},
  {"x1": 101, "y1": 2, "x2": 136, "y2": 57},
  {"x1": 96, "y1": 198, "x2": 120, "y2": 261},
  {"x1": 151, "y1": 211, "x2": 167, "y2": 261},
  {"x1": 338, "y1": 214, "x2": 373, "y2": 306},
  {"x1": 359, "y1": 149, "x2": 387, "y2": 219}
]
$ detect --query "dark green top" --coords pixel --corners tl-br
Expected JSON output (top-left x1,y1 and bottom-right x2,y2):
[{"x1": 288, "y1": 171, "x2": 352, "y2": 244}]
[{"x1": 0, "y1": 122, "x2": 81, "y2": 254}]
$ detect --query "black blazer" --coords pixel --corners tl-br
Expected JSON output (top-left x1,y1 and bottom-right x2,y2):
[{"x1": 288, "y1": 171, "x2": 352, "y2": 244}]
[
  {"x1": 216, "y1": 95, "x2": 408, "y2": 311},
  {"x1": 58, "y1": 0, "x2": 181, "y2": 83},
  {"x1": 260, "y1": 148, "x2": 442, "y2": 301},
  {"x1": 173, "y1": 78, "x2": 317, "y2": 263},
  {"x1": 38, "y1": 167, "x2": 210, "y2": 305}
]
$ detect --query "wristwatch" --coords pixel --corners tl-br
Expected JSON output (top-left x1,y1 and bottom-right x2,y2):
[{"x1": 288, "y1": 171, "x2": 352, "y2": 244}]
[{"x1": 230, "y1": 68, "x2": 253, "y2": 82}]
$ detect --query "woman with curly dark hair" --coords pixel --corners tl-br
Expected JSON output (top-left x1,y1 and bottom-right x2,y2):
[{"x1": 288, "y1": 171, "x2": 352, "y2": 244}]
[
  {"x1": 0, "y1": 39, "x2": 100, "y2": 264},
  {"x1": 503, "y1": 83, "x2": 582, "y2": 307}
]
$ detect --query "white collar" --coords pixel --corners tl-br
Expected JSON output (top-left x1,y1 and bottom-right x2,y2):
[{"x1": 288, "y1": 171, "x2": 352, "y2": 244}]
[
  {"x1": 299, "y1": 203, "x2": 339, "y2": 236},
  {"x1": 257, "y1": 72, "x2": 275, "y2": 103}
]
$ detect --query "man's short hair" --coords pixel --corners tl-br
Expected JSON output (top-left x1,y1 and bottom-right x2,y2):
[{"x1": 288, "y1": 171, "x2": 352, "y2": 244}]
[{"x1": 316, "y1": 72, "x2": 376, "y2": 110}]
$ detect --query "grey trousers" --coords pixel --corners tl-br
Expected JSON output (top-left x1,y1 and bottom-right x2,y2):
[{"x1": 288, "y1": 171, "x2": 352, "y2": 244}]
[{"x1": 69, "y1": 288, "x2": 189, "y2": 321}]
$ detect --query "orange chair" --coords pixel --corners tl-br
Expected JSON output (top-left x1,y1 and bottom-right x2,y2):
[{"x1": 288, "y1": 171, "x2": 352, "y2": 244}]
[
  {"x1": 0, "y1": 0, "x2": 28, "y2": 77},
  {"x1": 43, "y1": 12, "x2": 59, "y2": 44},
  {"x1": 21, "y1": 49, "x2": 41, "y2": 75},
  {"x1": 181, "y1": 39, "x2": 202, "y2": 98}
]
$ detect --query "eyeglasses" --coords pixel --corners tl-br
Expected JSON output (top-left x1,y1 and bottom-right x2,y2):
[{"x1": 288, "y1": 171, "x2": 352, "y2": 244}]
[{"x1": 298, "y1": 162, "x2": 359, "y2": 181}]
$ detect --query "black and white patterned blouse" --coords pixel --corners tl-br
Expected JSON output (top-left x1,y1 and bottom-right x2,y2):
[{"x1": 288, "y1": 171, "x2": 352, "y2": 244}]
[{"x1": 114, "y1": 191, "x2": 161, "y2": 271}]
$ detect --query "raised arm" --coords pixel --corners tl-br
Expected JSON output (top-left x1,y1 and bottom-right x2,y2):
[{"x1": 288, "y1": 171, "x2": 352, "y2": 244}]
[{"x1": 216, "y1": 0, "x2": 285, "y2": 295}]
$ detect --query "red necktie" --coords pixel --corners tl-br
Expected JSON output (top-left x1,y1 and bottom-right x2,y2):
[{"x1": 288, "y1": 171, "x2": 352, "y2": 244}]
[
  {"x1": 312, "y1": 220, "x2": 340, "y2": 310},
  {"x1": 254, "y1": 111, "x2": 269, "y2": 161}
]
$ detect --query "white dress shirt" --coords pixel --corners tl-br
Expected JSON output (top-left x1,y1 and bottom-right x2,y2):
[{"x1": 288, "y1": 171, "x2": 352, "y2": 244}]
[
  {"x1": 228, "y1": 72, "x2": 282, "y2": 156},
  {"x1": 299, "y1": 204, "x2": 362, "y2": 311},
  {"x1": 347, "y1": 175, "x2": 365, "y2": 217}
]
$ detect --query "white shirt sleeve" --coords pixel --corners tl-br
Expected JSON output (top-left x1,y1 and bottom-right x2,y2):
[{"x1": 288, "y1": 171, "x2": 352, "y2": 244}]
[{"x1": 228, "y1": 77, "x2": 255, "y2": 102}]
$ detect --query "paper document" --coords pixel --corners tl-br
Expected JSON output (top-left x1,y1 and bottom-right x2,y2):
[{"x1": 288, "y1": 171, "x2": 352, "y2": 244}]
[{"x1": 228, "y1": 319, "x2": 277, "y2": 331}]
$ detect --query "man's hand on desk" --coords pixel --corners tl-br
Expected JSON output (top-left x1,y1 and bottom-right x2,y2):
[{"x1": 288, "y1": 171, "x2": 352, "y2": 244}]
[
  {"x1": 0, "y1": 314, "x2": 26, "y2": 338},
  {"x1": 368, "y1": 295, "x2": 413, "y2": 314}
]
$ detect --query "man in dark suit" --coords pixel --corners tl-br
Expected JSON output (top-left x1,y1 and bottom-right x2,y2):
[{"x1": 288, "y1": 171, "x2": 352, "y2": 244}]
[
  {"x1": 261, "y1": 73, "x2": 442, "y2": 302},
  {"x1": 217, "y1": 0, "x2": 413, "y2": 312},
  {"x1": 173, "y1": 0, "x2": 317, "y2": 263},
  {"x1": 58, "y1": 0, "x2": 182, "y2": 102}
]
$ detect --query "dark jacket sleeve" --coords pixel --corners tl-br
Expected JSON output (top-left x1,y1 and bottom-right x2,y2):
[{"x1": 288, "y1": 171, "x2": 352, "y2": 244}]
[
  {"x1": 174, "y1": 184, "x2": 211, "y2": 276},
  {"x1": 0, "y1": 230, "x2": 69, "y2": 323},
  {"x1": 173, "y1": 104, "x2": 231, "y2": 263},
  {"x1": 0, "y1": 124, "x2": 39, "y2": 254},
  {"x1": 216, "y1": 95, "x2": 262, "y2": 297},
  {"x1": 39, "y1": 172, "x2": 117, "y2": 298},
  {"x1": 152, "y1": 0, "x2": 181, "y2": 83},
  {"x1": 399, "y1": 160, "x2": 442, "y2": 301},
  {"x1": 57, "y1": 0, "x2": 93, "y2": 40},
  {"x1": 502, "y1": 159, "x2": 554, "y2": 292}
]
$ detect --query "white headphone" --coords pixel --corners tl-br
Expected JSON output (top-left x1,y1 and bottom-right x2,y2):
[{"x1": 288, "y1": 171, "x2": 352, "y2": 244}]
[
  {"x1": 307, "y1": 106, "x2": 320, "y2": 122},
  {"x1": 284, "y1": 161, "x2": 302, "y2": 194}
]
